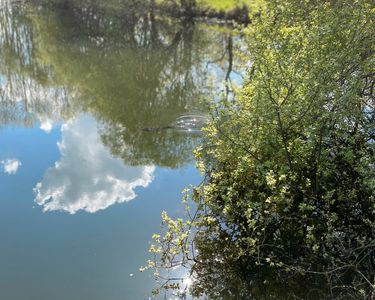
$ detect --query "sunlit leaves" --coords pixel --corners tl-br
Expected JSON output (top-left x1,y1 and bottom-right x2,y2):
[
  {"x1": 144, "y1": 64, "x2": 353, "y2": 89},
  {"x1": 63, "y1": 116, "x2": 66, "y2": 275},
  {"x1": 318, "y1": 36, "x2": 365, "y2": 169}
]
[{"x1": 147, "y1": 0, "x2": 375, "y2": 298}]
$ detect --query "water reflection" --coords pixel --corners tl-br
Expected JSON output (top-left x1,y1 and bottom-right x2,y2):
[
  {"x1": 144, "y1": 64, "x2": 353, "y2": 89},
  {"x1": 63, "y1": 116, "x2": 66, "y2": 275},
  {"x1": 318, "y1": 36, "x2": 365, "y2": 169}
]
[
  {"x1": 0, "y1": 0, "x2": 237, "y2": 168},
  {"x1": 0, "y1": 2, "x2": 73, "y2": 128},
  {"x1": 0, "y1": 1, "x2": 242, "y2": 299},
  {"x1": 1, "y1": 158, "x2": 21, "y2": 174},
  {"x1": 34, "y1": 115, "x2": 155, "y2": 214}
]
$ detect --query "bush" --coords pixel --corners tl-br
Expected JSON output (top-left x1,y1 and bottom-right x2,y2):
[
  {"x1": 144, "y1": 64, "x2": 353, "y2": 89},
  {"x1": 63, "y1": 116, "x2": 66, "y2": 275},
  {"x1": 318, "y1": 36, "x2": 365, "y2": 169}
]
[{"x1": 146, "y1": 0, "x2": 375, "y2": 298}]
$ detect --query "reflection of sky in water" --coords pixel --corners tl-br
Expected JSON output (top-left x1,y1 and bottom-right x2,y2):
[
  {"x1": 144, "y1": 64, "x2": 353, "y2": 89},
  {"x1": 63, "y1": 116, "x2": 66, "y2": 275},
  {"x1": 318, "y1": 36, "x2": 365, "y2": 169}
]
[
  {"x1": 1, "y1": 158, "x2": 22, "y2": 174},
  {"x1": 0, "y1": 4, "x2": 229, "y2": 298},
  {"x1": 0, "y1": 113, "x2": 200, "y2": 300},
  {"x1": 39, "y1": 117, "x2": 54, "y2": 133},
  {"x1": 34, "y1": 115, "x2": 155, "y2": 214}
]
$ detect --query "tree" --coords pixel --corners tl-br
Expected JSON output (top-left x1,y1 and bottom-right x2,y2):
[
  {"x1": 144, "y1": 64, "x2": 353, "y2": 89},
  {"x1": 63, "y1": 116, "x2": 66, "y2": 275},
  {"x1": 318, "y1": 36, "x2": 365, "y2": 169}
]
[{"x1": 146, "y1": 0, "x2": 375, "y2": 298}]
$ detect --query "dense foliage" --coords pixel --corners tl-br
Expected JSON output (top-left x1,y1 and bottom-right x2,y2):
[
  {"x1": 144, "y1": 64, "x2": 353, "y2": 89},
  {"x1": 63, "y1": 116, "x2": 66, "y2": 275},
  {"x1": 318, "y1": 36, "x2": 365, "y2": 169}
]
[{"x1": 145, "y1": 0, "x2": 375, "y2": 298}]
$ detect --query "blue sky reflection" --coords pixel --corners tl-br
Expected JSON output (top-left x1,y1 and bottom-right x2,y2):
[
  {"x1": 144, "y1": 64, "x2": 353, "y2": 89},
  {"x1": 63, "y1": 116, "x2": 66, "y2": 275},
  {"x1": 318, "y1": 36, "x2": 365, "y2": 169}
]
[{"x1": 34, "y1": 115, "x2": 155, "y2": 214}]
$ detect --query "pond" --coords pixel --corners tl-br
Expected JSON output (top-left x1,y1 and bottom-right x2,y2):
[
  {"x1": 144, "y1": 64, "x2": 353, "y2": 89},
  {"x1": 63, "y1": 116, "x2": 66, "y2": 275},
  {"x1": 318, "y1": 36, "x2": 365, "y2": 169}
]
[{"x1": 0, "y1": 1, "x2": 240, "y2": 299}]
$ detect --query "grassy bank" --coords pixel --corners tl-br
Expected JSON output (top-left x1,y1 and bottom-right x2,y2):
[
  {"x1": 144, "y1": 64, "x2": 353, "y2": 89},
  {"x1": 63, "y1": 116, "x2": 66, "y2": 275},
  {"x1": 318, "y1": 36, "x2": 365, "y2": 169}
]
[
  {"x1": 155, "y1": 0, "x2": 250, "y2": 23},
  {"x1": 197, "y1": 0, "x2": 247, "y2": 11}
]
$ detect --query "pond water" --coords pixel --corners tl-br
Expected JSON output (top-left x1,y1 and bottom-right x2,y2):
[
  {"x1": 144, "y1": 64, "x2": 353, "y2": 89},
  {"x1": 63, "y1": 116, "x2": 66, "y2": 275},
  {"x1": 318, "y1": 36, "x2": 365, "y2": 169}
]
[{"x1": 0, "y1": 1, "x2": 239, "y2": 299}]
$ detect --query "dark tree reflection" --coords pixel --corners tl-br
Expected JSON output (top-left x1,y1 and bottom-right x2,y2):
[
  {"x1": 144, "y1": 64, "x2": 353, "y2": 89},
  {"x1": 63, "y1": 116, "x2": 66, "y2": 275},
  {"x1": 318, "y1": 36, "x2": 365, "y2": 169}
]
[{"x1": 187, "y1": 230, "x2": 366, "y2": 300}]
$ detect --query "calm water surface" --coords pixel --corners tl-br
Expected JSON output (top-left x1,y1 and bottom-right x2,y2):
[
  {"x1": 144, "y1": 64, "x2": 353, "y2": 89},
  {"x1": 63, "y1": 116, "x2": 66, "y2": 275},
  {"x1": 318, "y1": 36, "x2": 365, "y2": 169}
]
[{"x1": 0, "y1": 1, "x2": 238, "y2": 299}]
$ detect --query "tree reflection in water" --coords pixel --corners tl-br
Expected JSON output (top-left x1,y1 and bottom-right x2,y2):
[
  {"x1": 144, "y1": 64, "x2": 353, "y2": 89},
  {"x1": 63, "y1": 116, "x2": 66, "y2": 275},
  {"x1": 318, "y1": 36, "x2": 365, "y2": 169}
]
[
  {"x1": 0, "y1": 0, "x2": 238, "y2": 168},
  {"x1": 1, "y1": 0, "x2": 373, "y2": 299}
]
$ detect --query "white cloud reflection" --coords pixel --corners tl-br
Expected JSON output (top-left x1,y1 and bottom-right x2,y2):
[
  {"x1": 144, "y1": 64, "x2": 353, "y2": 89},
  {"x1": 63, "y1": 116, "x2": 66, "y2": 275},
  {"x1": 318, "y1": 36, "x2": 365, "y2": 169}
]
[
  {"x1": 1, "y1": 159, "x2": 21, "y2": 174},
  {"x1": 34, "y1": 115, "x2": 155, "y2": 214},
  {"x1": 39, "y1": 118, "x2": 54, "y2": 133}
]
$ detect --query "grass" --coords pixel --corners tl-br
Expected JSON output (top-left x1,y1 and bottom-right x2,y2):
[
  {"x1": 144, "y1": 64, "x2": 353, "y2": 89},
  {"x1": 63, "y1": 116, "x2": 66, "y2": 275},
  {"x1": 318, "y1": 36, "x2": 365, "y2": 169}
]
[
  {"x1": 196, "y1": 0, "x2": 248, "y2": 12},
  {"x1": 155, "y1": 0, "x2": 251, "y2": 21}
]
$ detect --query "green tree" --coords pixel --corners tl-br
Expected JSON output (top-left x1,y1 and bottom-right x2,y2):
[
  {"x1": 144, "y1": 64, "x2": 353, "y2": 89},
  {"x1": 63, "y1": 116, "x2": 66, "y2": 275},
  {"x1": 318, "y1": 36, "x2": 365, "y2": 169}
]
[{"x1": 146, "y1": 0, "x2": 375, "y2": 298}]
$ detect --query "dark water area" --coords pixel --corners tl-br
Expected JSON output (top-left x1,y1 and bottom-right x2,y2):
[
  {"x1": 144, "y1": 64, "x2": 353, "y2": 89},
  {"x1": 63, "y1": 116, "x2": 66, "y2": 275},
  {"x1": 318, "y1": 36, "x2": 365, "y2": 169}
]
[{"x1": 0, "y1": 1, "x2": 240, "y2": 299}]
